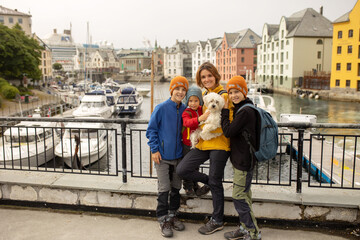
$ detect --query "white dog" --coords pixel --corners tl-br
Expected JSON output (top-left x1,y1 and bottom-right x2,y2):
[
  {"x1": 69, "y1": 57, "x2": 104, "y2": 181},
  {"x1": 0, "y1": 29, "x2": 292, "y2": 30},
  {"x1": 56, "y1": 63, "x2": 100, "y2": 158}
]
[{"x1": 190, "y1": 92, "x2": 225, "y2": 148}]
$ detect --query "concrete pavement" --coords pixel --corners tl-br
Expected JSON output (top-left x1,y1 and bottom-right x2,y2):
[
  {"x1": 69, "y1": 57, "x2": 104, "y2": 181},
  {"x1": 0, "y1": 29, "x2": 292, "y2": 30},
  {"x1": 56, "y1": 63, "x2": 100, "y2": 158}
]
[{"x1": 0, "y1": 207, "x2": 351, "y2": 240}]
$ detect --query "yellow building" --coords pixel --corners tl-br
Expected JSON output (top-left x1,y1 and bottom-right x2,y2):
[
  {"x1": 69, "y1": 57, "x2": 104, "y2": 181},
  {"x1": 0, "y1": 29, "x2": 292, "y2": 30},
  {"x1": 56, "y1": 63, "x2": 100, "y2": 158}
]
[{"x1": 330, "y1": 0, "x2": 360, "y2": 92}]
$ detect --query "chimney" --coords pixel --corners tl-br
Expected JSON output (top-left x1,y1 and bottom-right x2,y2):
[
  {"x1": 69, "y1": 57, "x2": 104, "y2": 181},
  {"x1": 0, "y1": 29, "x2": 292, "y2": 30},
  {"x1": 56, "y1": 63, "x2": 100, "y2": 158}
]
[
  {"x1": 176, "y1": 39, "x2": 179, "y2": 44},
  {"x1": 53, "y1": 29, "x2": 57, "y2": 34},
  {"x1": 15, "y1": 9, "x2": 18, "y2": 11},
  {"x1": 320, "y1": 6, "x2": 323, "y2": 15}
]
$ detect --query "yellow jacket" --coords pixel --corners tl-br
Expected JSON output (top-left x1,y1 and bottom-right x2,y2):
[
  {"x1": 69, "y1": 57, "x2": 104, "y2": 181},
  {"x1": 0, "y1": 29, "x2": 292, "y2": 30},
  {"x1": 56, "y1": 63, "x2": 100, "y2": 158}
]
[{"x1": 196, "y1": 85, "x2": 233, "y2": 151}]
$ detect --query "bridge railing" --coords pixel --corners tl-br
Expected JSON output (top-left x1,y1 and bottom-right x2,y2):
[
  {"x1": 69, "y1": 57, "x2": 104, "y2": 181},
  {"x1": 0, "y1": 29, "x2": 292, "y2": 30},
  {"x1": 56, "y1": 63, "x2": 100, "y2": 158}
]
[{"x1": 0, "y1": 117, "x2": 359, "y2": 193}]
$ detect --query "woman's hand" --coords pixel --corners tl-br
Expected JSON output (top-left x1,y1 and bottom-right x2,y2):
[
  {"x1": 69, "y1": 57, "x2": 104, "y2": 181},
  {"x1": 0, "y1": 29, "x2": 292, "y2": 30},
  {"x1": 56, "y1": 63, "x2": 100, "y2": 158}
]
[
  {"x1": 222, "y1": 95, "x2": 229, "y2": 109},
  {"x1": 198, "y1": 111, "x2": 210, "y2": 122},
  {"x1": 151, "y1": 151, "x2": 162, "y2": 164}
]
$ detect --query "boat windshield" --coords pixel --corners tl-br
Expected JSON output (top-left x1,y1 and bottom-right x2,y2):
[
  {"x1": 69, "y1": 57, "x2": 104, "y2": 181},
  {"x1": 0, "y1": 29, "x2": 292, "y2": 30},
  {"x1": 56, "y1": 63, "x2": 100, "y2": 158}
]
[
  {"x1": 5, "y1": 135, "x2": 36, "y2": 143},
  {"x1": 64, "y1": 129, "x2": 100, "y2": 139},
  {"x1": 249, "y1": 96, "x2": 261, "y2": 105},
  {"x1": 117, "y1": 96, "x2": 137, "y2": 104},
  {"x1": 81, "y1": 102, "x2": 106, "y2": 108}
]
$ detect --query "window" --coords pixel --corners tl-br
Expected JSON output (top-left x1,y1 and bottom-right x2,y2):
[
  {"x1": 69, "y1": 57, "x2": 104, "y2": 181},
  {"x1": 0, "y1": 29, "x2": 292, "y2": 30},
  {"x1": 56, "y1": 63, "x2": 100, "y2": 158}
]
[
  {"x1": 253, "y1": 57, "x2": 257, "y2": 64},
  {"x1": 280, "y1": 65, "x2": 283, "y2": 74},
  {"x1": 0, "y1": 16, "x2": 4, "y2": 24},
  {"x1": 281, "y1": 41, "x2": 284, "y2": 49},
  {"x1": 9, "y1": 17, "x2": 13, "y2": 24},
  {"x1": 336, "y1": 63, "x2": 341, "y2": 71},
  {"x1": 286, "y1": 40, "x2": 289, "y2": 45},
  {"x1": 337, "y1": 46, "x2": 342, "y2": 54},
  {"x1": 348, "y1": 45, "x2": 352, "y2": 54},
  {"x1": 229, "y1": 51, "x2": 231, "y2": 57},
  {"x1": 349, "y1": 29, "x2": 353, "y2": 38},
  {"x1": 358, "y1": 63, "x2": 360, "y2": 76},
  {"x1": 254, "y1": 49, "x2": 257, "y2": 55},
  {"x1": 280, "y1": 53, "x2": 283, "y2": 62},
  {"x1": 316, "y1": 39, "x2": 323, "y2": 45},
  {"x1": 271, "y1": 54, "x2": 274, "y2": 62},
  {"x1": 241, "y1": 57, "x2": 244, "y2": 63},
  {"x1": 347, "y1": 63, "x2": 351, "y2": 71},
  {"x1": 271, "y1": 42, "x2": 274, "y2": 51},
  {"x1": 241, "y1": 49, "x2": 244, "y2": 54},
  {"x1": 286, "y1": 52, "x2": 288, "y2": 59},
  {"x1": 174, "y1": 69, "x2": 176, "y2": 74},
  {"x1": 169, "y1": 69, "x2": 171, "y2": 74},
  {"x1": 357, "y1": 80, "x2": 360, "y2": 91},
  {"x1": 338, "y1": 31, "x2": 342, "y2": 39},
  {"x1": 280, "y1": 76, "x2": 283, "y2": 85},
  {"x1": 317, "y1": 51, "x2": 321, "y2": 59},
  {"x1": 346, "y1": 80, "x2": 350, "y2": 87},
  {"x1": 281, "y1": 30, "x2": 284, "y2": 38},
  {"x1": 336, "y1": 80, "x2": 340, "y2": 86},
  {"x1": 198, "y1": 54, "x2": 200, "y2": 58},
  {"x1": 18, "y1": 18, "x2": 23, "y2": 24}
]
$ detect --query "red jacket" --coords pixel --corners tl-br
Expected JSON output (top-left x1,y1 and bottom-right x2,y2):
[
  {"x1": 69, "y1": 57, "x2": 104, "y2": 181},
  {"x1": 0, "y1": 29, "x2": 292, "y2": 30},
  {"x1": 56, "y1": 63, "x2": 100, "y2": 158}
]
[{"x1": 182, "y1": 106, "x2": 203, "y2": 146}]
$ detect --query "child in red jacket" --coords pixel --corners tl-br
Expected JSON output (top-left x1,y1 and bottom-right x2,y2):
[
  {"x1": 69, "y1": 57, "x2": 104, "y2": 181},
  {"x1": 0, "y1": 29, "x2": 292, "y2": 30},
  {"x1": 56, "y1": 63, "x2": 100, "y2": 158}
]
[{"x1": 181, "y1": 85, "x2": 210, "y2": 196}]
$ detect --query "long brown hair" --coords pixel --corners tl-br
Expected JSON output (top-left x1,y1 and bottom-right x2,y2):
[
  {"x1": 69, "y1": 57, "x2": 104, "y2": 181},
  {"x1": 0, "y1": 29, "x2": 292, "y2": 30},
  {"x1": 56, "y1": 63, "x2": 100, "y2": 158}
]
[{"x1": 195, "y1": 62, "x2": 221, "y2": 88}]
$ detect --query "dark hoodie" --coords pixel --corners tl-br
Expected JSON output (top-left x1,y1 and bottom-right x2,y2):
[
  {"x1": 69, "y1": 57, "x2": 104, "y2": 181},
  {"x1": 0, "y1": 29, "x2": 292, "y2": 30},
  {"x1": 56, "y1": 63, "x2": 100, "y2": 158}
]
[{"x1": 221, "y1": 98, "x2": 261, "y2": 171}]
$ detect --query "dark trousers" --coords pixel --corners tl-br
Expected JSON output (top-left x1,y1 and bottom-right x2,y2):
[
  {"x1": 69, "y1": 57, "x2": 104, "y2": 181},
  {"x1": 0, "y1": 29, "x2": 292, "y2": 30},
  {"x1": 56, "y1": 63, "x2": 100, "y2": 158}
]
[
  {"x1": 176, "y1": 148, "x2": 229, "y2": 223},
  {"x1": 157, "y1": 188, "x2": 180, "y2": 218},
  {"x1": 182, "y1": 144, "x2": 199, "y2": 191}
]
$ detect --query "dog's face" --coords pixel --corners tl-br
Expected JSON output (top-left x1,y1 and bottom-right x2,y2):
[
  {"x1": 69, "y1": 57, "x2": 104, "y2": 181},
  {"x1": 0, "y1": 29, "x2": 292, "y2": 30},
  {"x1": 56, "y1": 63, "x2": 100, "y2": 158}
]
[{"x1": 203, "y1": 92, "x2": 225, "y2": 112}]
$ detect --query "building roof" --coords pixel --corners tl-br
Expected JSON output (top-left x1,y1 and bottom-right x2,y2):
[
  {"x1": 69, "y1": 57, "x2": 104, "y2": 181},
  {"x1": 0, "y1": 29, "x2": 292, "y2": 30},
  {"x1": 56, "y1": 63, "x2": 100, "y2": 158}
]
[
  {"x1": 232, "y1": 28, "x2": 261, "y2": 48},
  {"x1": 209, "y1": 37, "x2": 222, "y2": 49},
  {"x1": 0, "y1": 5, "x2": 31, "y2": 17},
  {"x1": 333, "y1": 12, "x2": 350, "y2": 23},
  {"x1": 224, "y1": 32, "x2": 239, "y2": 47},
  {"x1": 167, "y1": 40, "x2": 197, "y2": 54},
  {"x1": 286, "y1": 8, "x2": 333, "y2": 37}
]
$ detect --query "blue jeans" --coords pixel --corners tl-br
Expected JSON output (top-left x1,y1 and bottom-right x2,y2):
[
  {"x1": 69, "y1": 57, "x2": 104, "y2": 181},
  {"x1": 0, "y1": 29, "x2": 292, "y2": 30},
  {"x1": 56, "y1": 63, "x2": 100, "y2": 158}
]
[{"x1": 176, "y1": 148, "x2": 229, "y2": 223}]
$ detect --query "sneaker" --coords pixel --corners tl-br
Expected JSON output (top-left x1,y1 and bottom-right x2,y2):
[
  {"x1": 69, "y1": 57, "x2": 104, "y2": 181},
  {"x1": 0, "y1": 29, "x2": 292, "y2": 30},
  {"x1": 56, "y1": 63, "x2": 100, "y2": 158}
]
[
  {"x1": 243, "y1": 231, "x2": 262, "y2": 240},
  {"x1": 224, "y1": 226, "x2": 248, "y2": 240},
  {"x1": 196, "y1": 185, "x2": 211, "y2": 196},
  {"x1": 159, "y1": 217, "x2": 173, "y2": 238},
  {"x1": 198, "y1": 218, "x2": 224, "y2": 235},
  {"x1": 169, "y1": 215, "x2": 185, "y2": 231}
]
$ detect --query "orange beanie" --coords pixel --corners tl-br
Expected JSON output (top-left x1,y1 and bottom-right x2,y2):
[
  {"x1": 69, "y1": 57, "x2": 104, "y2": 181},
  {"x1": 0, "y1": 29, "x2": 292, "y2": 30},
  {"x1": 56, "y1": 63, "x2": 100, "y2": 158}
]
[
  {"x1": 226, "y1": 76, "x2": 248, "y2": 98},
  {"x1": 169, "y1": 76, "x2": 189, "y2": 95}
]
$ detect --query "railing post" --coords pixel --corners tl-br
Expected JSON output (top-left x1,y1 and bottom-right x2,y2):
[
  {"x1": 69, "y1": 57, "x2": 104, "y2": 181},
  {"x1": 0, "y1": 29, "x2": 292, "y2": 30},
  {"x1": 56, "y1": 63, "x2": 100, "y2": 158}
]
[
  {"x1": 296, "y1": 129, "x2": 304, "y2": 193},
  {"x1": 121, "y1": 122, "x2": 127, "y2": 183}
]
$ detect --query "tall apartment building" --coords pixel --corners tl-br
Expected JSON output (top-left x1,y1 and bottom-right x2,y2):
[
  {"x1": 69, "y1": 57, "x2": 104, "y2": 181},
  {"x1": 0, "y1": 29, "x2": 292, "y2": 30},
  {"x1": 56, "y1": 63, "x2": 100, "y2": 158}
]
[
  {"x1": 256, "y1": 8, "x2": 333, "y2": 94},
  {"x1": 330, "y1": 1, "x2": 360, "y2": 94},
  {"x1": 191, "y1": 38, "x2": 222, "y2": 79},
  {"x1": 34, "y1": 34, "x2": 53, "y2": 84},
  {"x1": 216, "y1": 29, "x2": 260, "y2": 82},
  {"x1": 0, "y1": 6, "x2": 31, "y2": 35}
]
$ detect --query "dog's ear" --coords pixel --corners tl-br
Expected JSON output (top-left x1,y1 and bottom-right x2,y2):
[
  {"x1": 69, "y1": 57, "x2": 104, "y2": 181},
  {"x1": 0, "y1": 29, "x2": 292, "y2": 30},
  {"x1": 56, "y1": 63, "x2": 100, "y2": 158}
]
[{"x1": 203, "y1": 94, "x2": 210, "y2": 107}]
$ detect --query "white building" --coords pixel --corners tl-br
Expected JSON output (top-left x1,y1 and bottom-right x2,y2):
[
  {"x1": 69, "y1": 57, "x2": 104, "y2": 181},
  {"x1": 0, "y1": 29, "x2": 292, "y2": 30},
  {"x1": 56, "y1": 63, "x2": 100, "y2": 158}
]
[
  {"x1": 164, "y1": 40, "x2": 197, "y2": 79},
  {"x1": 43, "y1": 29, "x2": 76, "y2": 72},
  {"x1": 87, "y1": 50, "x2": 119, "y2": 73},
  {"x1": 256, "y1": 8, "x2": 333, "y2": 93},
  {"x1": 191, "y1": 38, "x2": 222, "y2": 79}
]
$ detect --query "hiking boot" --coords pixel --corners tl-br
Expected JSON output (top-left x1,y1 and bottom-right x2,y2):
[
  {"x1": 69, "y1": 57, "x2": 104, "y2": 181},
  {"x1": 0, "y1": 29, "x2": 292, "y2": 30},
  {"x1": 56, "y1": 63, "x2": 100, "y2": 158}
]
[
  {"x1": 198, "y1": 218, "x2": 224, "y2": 235},
  {"x1": 169, "y1": 215, "x2": 185, "y2": 231},
  {"x1": 243, "y1": 231, "x2": 262, "y2": 240},
  {"x1": 224, "y1": 226, "x2": 248, "y2": 240},
  {"x1": 196, "y1": 185, "x2": 210, "y2": 196},
  {"x1": 185, "y1": 188, "x2": 196, "y2": 196},
  {"x1": 159, "y1": 216, "x2": 173, "y2": 238}
]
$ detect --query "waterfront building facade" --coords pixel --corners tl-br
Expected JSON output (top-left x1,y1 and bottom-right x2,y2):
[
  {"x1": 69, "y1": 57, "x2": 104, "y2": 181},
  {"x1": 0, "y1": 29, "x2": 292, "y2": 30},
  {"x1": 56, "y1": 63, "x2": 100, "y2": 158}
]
[
  {"x1": 87, "y1": 49, "x2": 119, "y2": 73},
  {"x1": 330, "y1": 1, "x2": 360, "y2": 94},
  {"x1": 153, "y1": 40, "x2": 164, "y2": 76},
  {"x1": 191, "y1": 38, "x2": 222, "y2": 79},
  {"x1": 256, "y1": 8, "x2": 333, "y2": 94},
  {"x1": 43, "y1": 29, "x2": 76, "y2": 73},
  {"x1": 164, "y1": 40, "x2": 197, "y2": 79},
  {"x1": 0, "y1": 6, "x2": 31, "y2": 35},
  {"x1": 34, "y1": 34, "x2": 53, "y2": 84},
  {"x1": 216, "y1": 29, "x2": 260, "y2": 82},
  {"x1": 118, "y1": 53, "x2": 151, "y2": 73}
]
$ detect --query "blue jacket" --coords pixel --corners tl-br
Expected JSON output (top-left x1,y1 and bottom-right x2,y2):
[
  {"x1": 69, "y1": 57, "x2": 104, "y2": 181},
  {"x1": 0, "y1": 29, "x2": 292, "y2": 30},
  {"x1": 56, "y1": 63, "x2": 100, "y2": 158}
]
[{"x1": 146, "y1": 98, "x2": 186, "y2": 160}]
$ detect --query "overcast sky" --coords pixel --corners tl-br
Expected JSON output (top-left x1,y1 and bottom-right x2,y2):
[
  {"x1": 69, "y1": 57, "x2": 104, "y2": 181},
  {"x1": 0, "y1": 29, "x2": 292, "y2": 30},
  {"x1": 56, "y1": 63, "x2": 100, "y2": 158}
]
[{"x1": 1, "y1": 0, "x2": 357, "y2": 49}]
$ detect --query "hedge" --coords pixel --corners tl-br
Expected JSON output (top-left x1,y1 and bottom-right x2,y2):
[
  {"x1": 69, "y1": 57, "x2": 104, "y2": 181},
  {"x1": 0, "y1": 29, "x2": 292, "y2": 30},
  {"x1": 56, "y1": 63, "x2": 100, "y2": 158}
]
[{"x1": 1, "y1": 85, "x2": 20, "y2": 99}]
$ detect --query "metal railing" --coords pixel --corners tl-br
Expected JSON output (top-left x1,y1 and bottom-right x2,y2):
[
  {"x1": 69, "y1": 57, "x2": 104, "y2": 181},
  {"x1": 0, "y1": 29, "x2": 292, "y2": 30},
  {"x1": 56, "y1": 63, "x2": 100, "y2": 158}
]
[{"x1": 0, "y1": 117, "x2": 360, "y2": 192}]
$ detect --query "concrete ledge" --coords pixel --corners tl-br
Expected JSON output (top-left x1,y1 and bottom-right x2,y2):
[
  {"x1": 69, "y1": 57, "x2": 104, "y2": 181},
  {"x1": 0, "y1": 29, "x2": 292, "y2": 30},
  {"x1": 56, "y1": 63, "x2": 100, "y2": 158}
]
[{"x1": 0, "y1": 170, "x2": 359, "y2": 224}]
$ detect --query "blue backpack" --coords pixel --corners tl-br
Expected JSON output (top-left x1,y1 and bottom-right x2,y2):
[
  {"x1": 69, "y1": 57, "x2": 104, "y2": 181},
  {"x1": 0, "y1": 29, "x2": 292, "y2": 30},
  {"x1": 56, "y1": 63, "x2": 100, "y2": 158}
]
[{"x1": 237, "y1": 104, "x2": 278, "y2": 162}]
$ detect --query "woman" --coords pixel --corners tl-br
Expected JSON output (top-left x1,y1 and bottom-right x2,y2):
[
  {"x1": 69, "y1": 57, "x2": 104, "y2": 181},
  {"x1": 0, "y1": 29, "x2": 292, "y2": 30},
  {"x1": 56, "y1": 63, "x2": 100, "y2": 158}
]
[{"x1": 177, "y1": 62, "x2": 232, "y2": 235}]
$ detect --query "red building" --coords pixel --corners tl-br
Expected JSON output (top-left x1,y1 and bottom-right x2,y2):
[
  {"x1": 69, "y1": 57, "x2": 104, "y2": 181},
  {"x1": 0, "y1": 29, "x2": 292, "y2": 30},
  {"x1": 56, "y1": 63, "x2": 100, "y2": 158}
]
[{"x1": 216, "y1": 29, "x2": 260, "y2": 81}]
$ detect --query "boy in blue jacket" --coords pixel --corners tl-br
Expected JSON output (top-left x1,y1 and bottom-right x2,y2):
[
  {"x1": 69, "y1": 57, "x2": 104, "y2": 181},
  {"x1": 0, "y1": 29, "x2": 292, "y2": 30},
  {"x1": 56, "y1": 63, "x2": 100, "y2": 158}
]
[{"x1": 146, "y1": 76, "x2": 189, "y2": 238}]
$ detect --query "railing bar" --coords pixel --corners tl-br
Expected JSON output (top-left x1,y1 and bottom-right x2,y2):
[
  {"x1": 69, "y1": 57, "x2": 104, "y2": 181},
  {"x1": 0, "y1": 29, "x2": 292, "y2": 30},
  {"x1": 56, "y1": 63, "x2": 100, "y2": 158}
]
[
  {"x1": 52, "y1": 127, "x2": 55, "y2": 171},
  {"x1": 140, "y1": 131, "x2": 143, "y2": 177},
  {"x1": 106, "y1": 129, "x2": 109, "y2": 175},
  {"x1": 115, "y1": 128, "x2": 118, "y2": 176},
  {"x1": 69, "y1": 129, "x2": 73, "y2": 173},
  {"x1": 97, "y1": 129, "x2": 100, "y2": 174},
  {"x1": 309, "y1": 135, "x2": 313, "y2": 187},
  {"x1": 9, "y1": 127, "x2": 14, "y2": 169},
  {"x1": 35, "y1": 127, "x2": 39, "y2": 170},
  {"x1": 320, "y1": 135, "x2": 325, "y2": 186},
  {"x1": 330, "y1": 136, "x2": 335, "y2": 187},
  {"x1": 351, "y1": 136, "x2": 357, "y2": 189},
  {"x1": 341, "y1": 136, "x2": 346, "y2": 188},
  {"x1": 17, "y1": 126, "x2": 22, "y2": 169},
  {"x1": 43, "y1": 127, "x2": 47, "y2": 171},
  {"x1": 130, "y1": 129, "x2": 134, "y2": 177},
  {"x1": 2, "y1": 126, "x2": 5, "y2": 168}
]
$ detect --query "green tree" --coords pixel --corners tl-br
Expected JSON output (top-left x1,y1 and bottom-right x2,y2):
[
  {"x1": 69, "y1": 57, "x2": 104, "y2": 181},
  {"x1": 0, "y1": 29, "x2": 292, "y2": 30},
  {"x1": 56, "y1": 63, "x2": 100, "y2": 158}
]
[
  {"x1": 52, "y1": 63, "x2": 63, "y2": 71},
  {"x1": 0, "y1": 24, "x2": 43, "y2": 80}
]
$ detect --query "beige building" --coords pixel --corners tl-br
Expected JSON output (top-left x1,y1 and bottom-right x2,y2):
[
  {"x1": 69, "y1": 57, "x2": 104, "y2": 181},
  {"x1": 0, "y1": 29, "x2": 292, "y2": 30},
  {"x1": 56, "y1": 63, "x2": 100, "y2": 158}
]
[
  {"x1": 34, "y1": 34, "x2": 53, "y2": 84},
  {"x1": 87, "y1": 50, "x2": 120, "y2": 73},
  {"x1": 0, "y1": 5, "x2": 32, "y2": 35}
]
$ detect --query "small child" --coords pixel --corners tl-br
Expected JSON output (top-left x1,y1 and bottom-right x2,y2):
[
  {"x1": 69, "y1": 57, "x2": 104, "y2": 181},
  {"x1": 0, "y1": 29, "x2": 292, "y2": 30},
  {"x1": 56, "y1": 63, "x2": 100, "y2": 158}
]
[
  {"x1": 181, "y1": 85, "x2": 210, "y2": 196},
  {"x1": 146, "y1": 76, "x2": 189, "y2": 238}
]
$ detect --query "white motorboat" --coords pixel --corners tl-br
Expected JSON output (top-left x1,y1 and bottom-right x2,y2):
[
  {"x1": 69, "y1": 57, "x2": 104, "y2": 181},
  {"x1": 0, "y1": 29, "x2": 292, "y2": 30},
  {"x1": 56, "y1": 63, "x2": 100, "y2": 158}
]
[
  {"x1": 247, "y1": 88, "x2": 277, "y2": 121},
  {"x1": 0, "y1": 109, "x2": 60, "y2": 167},
  {"x1": 72, "y1": 92, "x2": 114, "y2": 118},
  {"x1": 54, "y1": 121, "x2": 109, "y2": 168},
  {"x1": 116, "y1": 86, "x2": 143, "y2": 114},
  {"x1": 136, "y1": 87, "x2": 150, "y2": 97}
]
